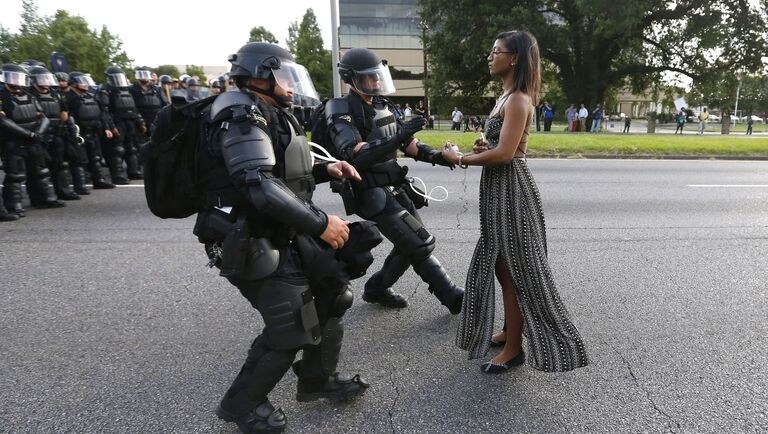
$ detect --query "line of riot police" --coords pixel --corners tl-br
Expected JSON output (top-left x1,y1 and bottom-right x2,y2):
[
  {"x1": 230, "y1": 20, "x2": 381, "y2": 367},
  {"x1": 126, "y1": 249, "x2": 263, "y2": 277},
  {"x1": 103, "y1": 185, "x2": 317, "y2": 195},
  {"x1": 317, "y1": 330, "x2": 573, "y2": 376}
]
[{"x1": 0, "y1": 61, "x2": 232, "y2": 222}]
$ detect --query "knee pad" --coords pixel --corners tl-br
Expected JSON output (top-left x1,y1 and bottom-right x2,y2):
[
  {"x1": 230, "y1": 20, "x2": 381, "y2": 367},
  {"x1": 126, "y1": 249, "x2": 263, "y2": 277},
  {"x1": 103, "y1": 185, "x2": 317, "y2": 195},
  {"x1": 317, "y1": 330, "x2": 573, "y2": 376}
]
[
  {"x1": 113, "y1": 146, "x2": 126, "y2": 157},
  {"x1": 6, "y1": 172, "x2": 26, "y2": 183},
  {"x1": 254, "y1": 279, "x2": 321, "y2": 350},
  {"x1": 332, "y1": 286, "x2": 353, "y2": 317},
  {"x1": 376, "y1": 209, "x2": 435, "y2": 262}
]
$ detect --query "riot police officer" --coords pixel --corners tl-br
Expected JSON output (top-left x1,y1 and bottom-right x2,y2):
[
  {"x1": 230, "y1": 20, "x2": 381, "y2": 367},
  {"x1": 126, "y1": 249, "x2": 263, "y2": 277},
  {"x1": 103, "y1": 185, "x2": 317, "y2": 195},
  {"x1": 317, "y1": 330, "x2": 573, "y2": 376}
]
[
  {"x1": 28, "y1": 65, "x2": 81, "y2": 200},
  {"x1": 174, "y1": 42, "x2": 369, "y2": 433},
  {"x1": 66, "y1": 72, "x2": 116, "y2": 191},
  {"x1": 97, "y1": 65, "x2": 146, "y2": 182},
  {"x1": 324, "y1": 48, "x2": 464, "y2": 313},
  {"x1": 1, "y1": 63, "x2": 65, "y2": 215},
  {"x1": 185, "y1": 77, "x2": 202, "y2": 101},
  {"x1": 129, "y1": 67, "x2": 164, "y2": 132},
  {"x1": 158, "y1": 74, "x2": 173, "y2": 106}
]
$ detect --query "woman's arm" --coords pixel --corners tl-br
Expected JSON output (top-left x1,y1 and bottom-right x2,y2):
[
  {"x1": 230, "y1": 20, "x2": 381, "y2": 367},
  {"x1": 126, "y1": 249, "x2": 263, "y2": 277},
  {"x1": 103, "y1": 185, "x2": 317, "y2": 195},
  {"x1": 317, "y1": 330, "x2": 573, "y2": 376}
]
[{"x1": 457, "y1": 93, "x2": 530, "y2": 167}]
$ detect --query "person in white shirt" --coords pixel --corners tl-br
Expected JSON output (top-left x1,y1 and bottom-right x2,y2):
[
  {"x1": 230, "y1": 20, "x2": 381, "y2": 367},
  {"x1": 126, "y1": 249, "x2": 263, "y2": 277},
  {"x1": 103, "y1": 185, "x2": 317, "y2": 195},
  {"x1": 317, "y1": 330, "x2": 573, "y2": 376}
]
[
  {"x1": 403, "y1": 103, "x2": 412, "y2": 119},
  {"x1": 451, "y1": 107, "x2": 463, "y2": 131},
  {"x1": 577, "y1": 104, "x2": 588, "y2": 132}
]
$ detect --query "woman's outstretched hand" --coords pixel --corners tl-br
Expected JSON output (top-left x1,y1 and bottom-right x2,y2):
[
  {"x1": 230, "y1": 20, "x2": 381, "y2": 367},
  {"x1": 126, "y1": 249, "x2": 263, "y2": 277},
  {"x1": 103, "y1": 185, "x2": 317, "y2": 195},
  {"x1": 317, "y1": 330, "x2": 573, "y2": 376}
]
[{"x1": 473, "y1": 137, "x2": 489, "y2": 154}]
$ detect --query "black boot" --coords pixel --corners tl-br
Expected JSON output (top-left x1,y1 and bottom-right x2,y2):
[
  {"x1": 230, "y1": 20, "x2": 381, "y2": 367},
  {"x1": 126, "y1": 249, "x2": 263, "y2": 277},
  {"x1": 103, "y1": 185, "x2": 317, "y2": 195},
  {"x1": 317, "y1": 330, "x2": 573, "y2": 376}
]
[
  {"x1": 108, "y1": 157, "x2": 129, "y2": 185},
  {"x1": 53, "y1": 164, "x2": 79, "y2": 200},
  {"x1": 362, "y1": 253, "x2": 410, "y2": 308},
  {"x1": 71, "y1": 166, "x2": 90, "y2": 195},
  {"x1": 93, "y1": 179, "x2": 116, "y2": 189},
  {"x1": 126, "y1": 154, "x2": 144, "y2": 180},
  {"x1": 413, "y1": 256, "x2": 464, "y2": 314},
  {"x1": 0, "y1": 199, "x2": 19, "y2": 222},
  {"x1": 293, "y1": 367, "x2": 369, "y2": 403},
  {"x1": 216, "y1": 400, "x2": 286, "y2": 434}
]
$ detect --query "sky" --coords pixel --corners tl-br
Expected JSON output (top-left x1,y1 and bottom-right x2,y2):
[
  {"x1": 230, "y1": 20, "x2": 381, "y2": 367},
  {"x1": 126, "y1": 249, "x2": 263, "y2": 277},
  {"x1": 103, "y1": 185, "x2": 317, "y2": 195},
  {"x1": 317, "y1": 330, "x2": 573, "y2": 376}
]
[{"x1": 0, "y1": 0, "x2": 335, "y2": 67}]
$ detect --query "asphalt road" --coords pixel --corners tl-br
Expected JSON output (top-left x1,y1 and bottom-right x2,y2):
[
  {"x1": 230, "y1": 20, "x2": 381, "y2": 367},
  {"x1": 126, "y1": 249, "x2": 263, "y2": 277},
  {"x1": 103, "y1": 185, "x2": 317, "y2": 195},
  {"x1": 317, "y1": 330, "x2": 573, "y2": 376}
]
[{"x1": 1, "y1": 159, "x2": 766, "y2": 433}]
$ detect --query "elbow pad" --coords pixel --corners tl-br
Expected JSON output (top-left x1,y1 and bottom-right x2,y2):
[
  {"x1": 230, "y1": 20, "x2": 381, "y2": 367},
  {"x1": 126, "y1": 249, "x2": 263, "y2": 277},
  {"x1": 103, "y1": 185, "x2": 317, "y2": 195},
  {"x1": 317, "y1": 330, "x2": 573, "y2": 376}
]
[
  {"x1": 244, "y1": 172, "x2": 328, "y2": 236},
  {"x1": 349, "y1": 134, "x2": 402, "y2": 170}
]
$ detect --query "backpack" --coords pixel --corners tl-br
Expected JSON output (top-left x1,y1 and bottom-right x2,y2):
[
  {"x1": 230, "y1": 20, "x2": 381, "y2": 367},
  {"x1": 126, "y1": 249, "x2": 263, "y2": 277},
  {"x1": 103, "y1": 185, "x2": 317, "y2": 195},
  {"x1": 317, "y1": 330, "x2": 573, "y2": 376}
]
[{"x1": 140, "y1": 95, "x2": 217, "y2": 219}]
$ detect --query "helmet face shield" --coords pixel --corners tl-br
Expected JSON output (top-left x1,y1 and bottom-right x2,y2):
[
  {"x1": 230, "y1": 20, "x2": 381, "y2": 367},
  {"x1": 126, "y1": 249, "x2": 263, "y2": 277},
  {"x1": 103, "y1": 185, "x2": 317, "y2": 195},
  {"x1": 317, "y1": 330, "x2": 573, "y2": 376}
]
[
  {"x1": 34, "y1": 73, "x2": 57, "y2": 87},
  {"x1": 351, "y1": 64, "x2": 395, "y2": 96},
  {"x1": 3, "y1": 71, "x2": 29, "y2": 87},
  {"x1": 271, "y1": 61, "x2": 320, "y2": 108},
  {"x1": 73, "y1": 75, "x2": 96, "y2": 87},
  {"x1": 135, "y1": 70, "x2": 152, "y2": 81},
  {"x1": 109, "y1": 73, "x2": 129, "y2": 87}
]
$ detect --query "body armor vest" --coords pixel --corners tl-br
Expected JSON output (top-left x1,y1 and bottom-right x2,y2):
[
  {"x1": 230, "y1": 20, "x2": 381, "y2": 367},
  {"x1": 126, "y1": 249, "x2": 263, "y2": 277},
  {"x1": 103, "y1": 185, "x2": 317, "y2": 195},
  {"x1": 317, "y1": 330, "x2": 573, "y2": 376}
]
[
  {"x1": 9, "y1": 93, "x2": 39, "y2": 131},
  {"x1": 364, "y1": 101, "x2": 400, "y2": 173},
  {"x1": 34, "y1": 91, "x2": 62, "y2": 128},
  {"x1": 108, "y1": 88, "x2": 138, "y2": 119},
  {"x1": 282, "y1": 121, "x2": 315, "y2": 202},
  {"x1": 73, "y1": 93, "x2": 102, "y2": 129},
  {"x1": 131, "y1": 85, "x2": 163, "y2": 113}
]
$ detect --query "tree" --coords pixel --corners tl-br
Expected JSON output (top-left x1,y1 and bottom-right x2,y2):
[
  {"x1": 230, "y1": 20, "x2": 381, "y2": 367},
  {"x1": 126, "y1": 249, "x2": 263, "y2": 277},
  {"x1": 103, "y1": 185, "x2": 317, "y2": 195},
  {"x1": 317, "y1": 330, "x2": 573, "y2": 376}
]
[
  {"x1": 1, "y1": 1, "x2": 131, "y2": 82},
  {"x1": 286, "y1": 9, "x2": 332, "y2": 99},
  {"x1": 249, "y1": 26, "x2": 278, "y2": 44},
  {"x1": 154, "y1": 64, "x2": 181, "y2": 79},
  {"x1": 185, "y1": 65, "x2": 208, "y2": 85},
  {"x1": 420, "y1": 0, "x2": 768, "y2": 110}
]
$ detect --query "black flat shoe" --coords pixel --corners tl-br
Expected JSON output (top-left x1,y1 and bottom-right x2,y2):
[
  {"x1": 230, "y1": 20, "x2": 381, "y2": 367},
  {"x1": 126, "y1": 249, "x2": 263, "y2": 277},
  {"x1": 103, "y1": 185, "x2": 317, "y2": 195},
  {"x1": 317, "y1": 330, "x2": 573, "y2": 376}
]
[
  {"x1": 480, "y1": 350, "x2": 525, "y2": 374},
  {"x1": 216, "y1": 400, "x2": 286, "y2": 433},
  {"x1": 489, "y1": 338, "x2": 506, "y2": 348}
]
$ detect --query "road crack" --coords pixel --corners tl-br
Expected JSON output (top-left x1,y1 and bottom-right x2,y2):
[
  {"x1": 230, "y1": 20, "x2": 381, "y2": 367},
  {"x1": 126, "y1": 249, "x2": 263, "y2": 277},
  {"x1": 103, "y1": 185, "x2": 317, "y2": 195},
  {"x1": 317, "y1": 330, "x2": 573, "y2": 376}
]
[
  {"x1": 605, "y1": 339, "x2": 682, "y2": 432},
  {"x1": 387, "y1": 353, "x2": 412, "y2": 434}
]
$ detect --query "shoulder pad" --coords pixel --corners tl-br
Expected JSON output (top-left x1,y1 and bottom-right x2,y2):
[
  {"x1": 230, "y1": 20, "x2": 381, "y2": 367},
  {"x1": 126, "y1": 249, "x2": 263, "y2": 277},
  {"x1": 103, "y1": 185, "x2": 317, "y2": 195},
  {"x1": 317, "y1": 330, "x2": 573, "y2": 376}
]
[
  {"x1": 208, "y1": 91, "x2": 256, "y2": 122},
  {"x1": 326, "y1": 98, "x2": 350, "y2": 117}
]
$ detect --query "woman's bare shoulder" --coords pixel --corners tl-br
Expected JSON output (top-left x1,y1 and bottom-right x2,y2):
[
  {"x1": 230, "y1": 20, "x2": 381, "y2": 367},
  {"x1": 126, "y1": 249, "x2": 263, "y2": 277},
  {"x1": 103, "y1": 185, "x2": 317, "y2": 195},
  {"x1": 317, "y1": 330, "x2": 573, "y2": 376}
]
[{"x1": 503, "y1": 92, "x2": 532, "y2": 116}]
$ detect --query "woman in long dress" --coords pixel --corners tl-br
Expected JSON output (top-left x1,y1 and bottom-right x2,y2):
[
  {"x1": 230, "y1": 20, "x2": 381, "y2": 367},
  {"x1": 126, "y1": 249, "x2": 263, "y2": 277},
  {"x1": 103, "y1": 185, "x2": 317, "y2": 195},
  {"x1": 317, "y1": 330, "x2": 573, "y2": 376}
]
[{"x1": 445, "y1": 31, "x2": 589, "y2": 373}]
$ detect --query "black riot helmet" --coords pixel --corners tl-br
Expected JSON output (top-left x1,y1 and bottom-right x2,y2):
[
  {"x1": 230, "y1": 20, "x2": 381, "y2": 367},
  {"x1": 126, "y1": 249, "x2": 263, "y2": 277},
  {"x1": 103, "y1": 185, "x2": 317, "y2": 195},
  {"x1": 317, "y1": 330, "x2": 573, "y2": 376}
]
[
  {"x1": 2, "y1": 64, "x2": 30, "y2": 91},
  {"x1": 228, "y1": 42, "x2": 320, "y2": 108},
  {"x1": 159, "y1": 74, "x2": 173, "y2": 85},
  {"x1": 28, "y1": 65, "x2": 58, "y2": 88},
  {"x1": 68, "y1": 71, "x2": 96, "y2": 91},
  {"x1": 338, "y1": 48, "x2": 396, "y2": 96},
  {"x1": 104, "y1": 65, "x2": 129, "y2": 88},
  {"x1": 134, "y1": 67, "x2": 152, "y2": 83}
]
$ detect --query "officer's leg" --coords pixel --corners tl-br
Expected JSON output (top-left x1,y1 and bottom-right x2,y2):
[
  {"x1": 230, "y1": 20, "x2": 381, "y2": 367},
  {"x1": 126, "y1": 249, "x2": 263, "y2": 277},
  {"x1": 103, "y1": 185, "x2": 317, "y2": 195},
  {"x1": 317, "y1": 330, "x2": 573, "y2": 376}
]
[
  {"x1": 25, "y1": 150, "x2": 65, "y2": 208},
  {"x1": 217, "y1": 254, "x2": 319, "y2": 433},
  {"x1": 104, "y1": 123, "x2": 128, "y2": 185},
  {"x1": 50, "y1": 135, "x2": 79, "y2": 200},
  {"x1": 0, "y1": 165, "x2": 19, "y2": 221},
  {"x1": 370, "y1": 194, "x2": 464, "y2": 314},
  {"x1": 123, "y1": 122, "x2": 143, "y2": 180},
  {"x1": 2, "y1": 146, "x2": 27, "y2": 217},
  {"x1": 85, "y1": 134, "x2": 114, "y2": 189},
  {"x1": 293, "y1": 284, "x2": 368, "y2": 402}
]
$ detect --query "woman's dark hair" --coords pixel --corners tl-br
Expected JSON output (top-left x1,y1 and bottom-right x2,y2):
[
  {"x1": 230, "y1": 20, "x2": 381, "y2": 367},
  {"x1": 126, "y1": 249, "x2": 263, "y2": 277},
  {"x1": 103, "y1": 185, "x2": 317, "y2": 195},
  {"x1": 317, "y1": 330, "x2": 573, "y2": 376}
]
[{"x1": 495, "y1": 30, "x2": 541, "y2": 105}]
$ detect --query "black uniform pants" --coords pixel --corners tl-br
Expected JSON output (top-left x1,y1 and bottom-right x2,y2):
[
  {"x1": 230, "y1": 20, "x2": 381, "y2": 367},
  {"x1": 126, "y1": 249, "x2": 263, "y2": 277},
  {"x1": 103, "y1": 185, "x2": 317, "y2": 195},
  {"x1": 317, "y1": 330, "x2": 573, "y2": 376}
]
[{"x1": 221, "y1": 248, "x2": 346, "y2": 415}]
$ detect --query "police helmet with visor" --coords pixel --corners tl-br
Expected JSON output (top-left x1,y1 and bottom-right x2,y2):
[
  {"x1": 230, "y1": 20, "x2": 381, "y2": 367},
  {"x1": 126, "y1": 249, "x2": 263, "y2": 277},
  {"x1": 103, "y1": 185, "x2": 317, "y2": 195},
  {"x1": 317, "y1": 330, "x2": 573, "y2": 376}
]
[
  {"x1": 338, "y1": 48, "x2": 396, "y2": 96},
  {"x1": 228, "y1": 42, "x2": 320, "y2": 108},
  {"x1": 105, "y1": 66, "x2": 129, "y2": 88},
  {"x1": 28, "y1": 65, "x2": 57, "y2": 88},
  {"x1": 2, "y1": 64, "x2": 30, "y2": 88}
]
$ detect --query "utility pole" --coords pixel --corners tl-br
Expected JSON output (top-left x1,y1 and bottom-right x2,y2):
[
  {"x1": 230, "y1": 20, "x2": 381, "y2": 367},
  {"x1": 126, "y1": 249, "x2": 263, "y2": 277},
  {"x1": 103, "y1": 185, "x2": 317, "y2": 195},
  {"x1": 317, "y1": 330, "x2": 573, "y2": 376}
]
[{"x1": 331, "y1": 0, "x2": 341, "y2": 98}]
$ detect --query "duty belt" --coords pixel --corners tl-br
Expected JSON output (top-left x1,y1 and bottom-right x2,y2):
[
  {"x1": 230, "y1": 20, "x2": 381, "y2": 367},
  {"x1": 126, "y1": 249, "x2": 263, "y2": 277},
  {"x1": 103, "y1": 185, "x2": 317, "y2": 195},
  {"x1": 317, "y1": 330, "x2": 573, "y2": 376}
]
[{"x1": 355, "y1": 160, "x2": 407, "y2": 190}]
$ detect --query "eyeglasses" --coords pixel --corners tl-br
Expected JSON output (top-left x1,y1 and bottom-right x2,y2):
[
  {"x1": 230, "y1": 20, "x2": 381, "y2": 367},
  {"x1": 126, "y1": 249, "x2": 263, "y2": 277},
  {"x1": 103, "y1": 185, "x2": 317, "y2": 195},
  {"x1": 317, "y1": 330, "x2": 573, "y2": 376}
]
[{"x1": 489, "y1": 50, "x2": 514, "y2": 57}]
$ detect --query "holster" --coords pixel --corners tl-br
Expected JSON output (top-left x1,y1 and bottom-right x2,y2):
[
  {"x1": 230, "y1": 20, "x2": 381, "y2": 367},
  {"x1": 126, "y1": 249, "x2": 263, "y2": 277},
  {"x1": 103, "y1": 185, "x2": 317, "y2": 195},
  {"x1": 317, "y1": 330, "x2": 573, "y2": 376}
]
[
  {"x1": 402, "y1": 177, "x2": 428, "y2": 209},
  {"x1": 193, "y1": 208, "x2": 236, "y2": 243},
  {"x1": 355, "y1": 161, "x2": 407, "y2": 189},
  {"x1": 330, "y1": 179, "x2": 358, "y2": 216},
  {"x1": 218, "y1": 215, "x2": 280, "y2": 281}
]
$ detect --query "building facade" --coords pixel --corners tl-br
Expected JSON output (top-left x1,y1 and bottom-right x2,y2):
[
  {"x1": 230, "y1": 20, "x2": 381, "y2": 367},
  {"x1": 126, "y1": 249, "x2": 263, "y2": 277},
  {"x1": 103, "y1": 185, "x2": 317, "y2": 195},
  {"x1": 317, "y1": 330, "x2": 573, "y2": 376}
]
[{"x1": 339, "y1": 0, "x2": 426, "y2": 107}]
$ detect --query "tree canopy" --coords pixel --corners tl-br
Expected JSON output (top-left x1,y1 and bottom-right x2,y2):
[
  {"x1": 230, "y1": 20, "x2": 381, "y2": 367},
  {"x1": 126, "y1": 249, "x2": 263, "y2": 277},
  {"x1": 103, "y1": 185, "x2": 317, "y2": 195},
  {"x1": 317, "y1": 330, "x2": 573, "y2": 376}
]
[
  {"x1": 1, "y1": 0, "x2": 131, "y2": 82},
  {"x1": 249, "y1": 26, "x2": 278, "y2": 44},
  {"x1": 420, "y1": 0, "x2": 768, "y2": 111},
  {"x1": 286, "y1": 9, "x2": 333, "y2": 99}
]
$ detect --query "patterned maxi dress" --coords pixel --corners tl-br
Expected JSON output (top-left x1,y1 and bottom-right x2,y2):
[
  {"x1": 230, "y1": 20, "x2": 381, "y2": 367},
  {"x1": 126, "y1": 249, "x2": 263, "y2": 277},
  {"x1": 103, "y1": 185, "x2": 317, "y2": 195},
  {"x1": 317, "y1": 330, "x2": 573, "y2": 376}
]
[{"x1": 455, "y1": 114, "x2": 589, "y2": 372}]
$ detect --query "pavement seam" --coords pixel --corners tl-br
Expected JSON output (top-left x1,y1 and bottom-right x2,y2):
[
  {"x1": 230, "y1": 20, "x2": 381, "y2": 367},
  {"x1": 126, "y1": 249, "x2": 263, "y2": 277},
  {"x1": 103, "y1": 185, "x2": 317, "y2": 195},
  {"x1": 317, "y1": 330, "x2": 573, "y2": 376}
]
[
  {"x1": 606, "y1": 340, "x2": 682, "y2": 432},
  {"x1": 386, "y1": 353, "x2": 411, "y2": 434}
]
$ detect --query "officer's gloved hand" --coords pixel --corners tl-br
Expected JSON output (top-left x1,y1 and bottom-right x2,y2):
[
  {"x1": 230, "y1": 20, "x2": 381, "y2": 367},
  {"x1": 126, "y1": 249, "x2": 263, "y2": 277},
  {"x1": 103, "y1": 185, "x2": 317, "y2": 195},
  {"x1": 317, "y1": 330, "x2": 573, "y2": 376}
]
[{"x1": 401, "y1": 116, "x2": 426, "y2": 138}]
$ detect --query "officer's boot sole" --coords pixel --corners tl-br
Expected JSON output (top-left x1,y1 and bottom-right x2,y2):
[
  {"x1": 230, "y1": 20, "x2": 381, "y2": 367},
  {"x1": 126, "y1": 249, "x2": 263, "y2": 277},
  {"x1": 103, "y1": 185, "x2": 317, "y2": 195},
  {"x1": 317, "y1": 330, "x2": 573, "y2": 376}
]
[{"x1": 362, "y1": 289, "x2": 408, "y2": 308}]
